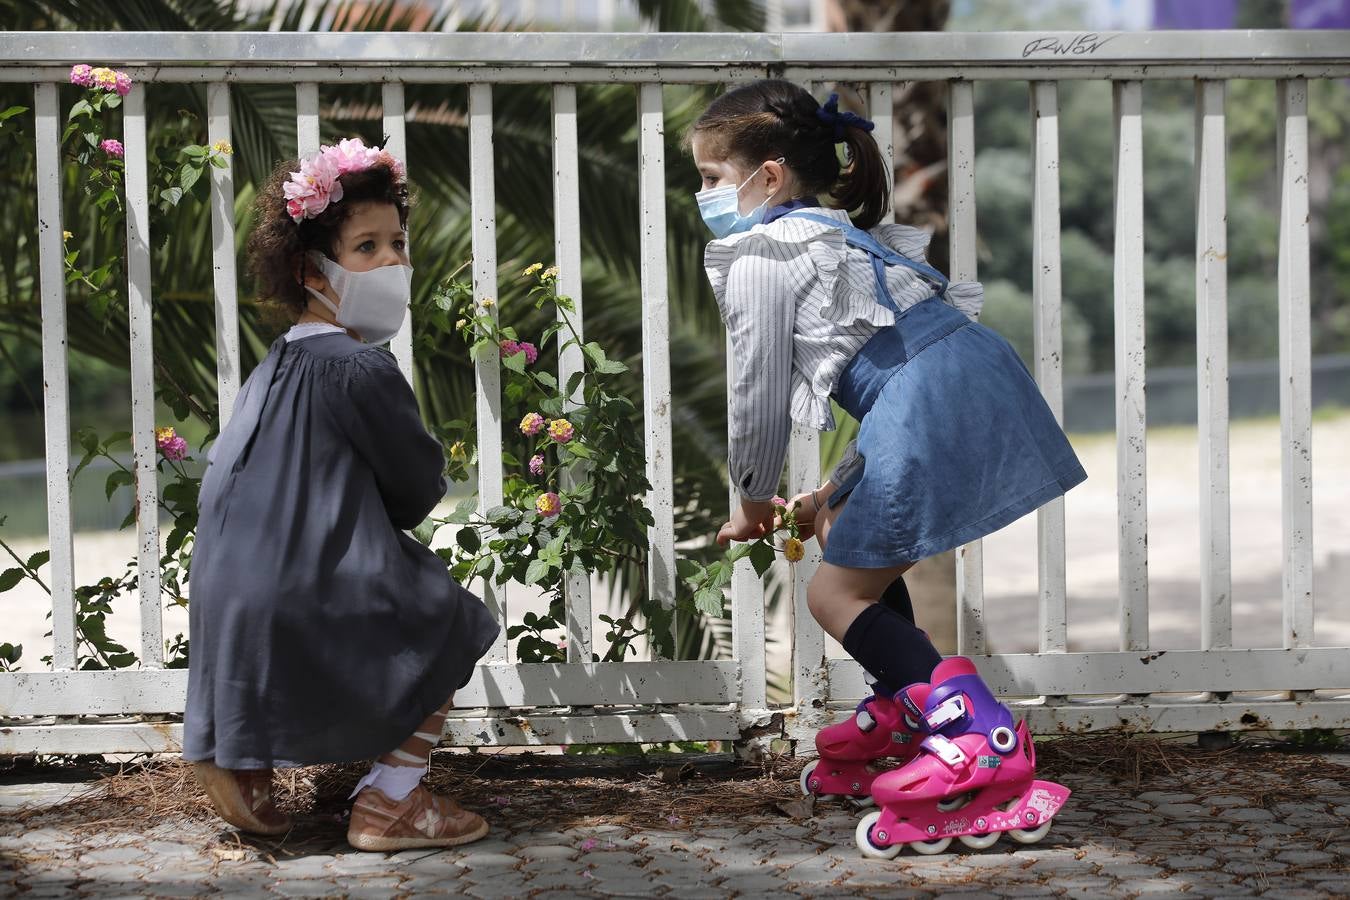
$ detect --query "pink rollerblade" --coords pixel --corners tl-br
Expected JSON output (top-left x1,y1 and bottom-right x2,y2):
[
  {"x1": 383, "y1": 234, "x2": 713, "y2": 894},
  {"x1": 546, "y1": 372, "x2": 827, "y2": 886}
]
[
  {"x1": 800, "y1": 684, "x2": 929, "y2": 804},
  {"x1": 855, "y1": 657, "x2": 1071, "y2": 857}
]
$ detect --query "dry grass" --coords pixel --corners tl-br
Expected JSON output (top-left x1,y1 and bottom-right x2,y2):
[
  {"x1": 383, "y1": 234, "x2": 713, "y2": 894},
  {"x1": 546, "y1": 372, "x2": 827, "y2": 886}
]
[{"x1": 6, "y1": 732, "x2": 1344, "y2": 845}]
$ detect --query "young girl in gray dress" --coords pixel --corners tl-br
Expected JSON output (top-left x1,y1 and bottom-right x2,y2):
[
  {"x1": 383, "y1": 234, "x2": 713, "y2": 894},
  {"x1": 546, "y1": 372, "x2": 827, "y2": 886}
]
[
  {"x1": 688, "y1": 81, "x2": 1084, "y2": 839},
  {"x1": 184, "y1": 139, "x2": 499, "y2": 851}
]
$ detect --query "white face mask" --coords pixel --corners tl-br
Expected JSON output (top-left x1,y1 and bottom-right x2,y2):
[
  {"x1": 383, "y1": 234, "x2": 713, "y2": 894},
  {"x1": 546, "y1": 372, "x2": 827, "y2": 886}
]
[{"x1": 304, "y1": 253, "x2": 412, "y2": 345}]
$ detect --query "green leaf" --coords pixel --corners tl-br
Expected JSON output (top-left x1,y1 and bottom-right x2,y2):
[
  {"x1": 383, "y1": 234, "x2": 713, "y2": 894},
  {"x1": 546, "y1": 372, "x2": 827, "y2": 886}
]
[
  {"x1": 693, "y1": 584, "x2": 725, "y2": 618},
  {"x1": 534, "y1": 371, "x2": 558, "y2": 390},
  {"x1": 181, "y1": 145, "x2": 208, "y2": 158},
  {"x1": 676, "y1": 558, "x2": 701, "y2": 581},
  {"x1": 412, "y1": 518, "x2": 440, "y2": 546},
  {"x1": 501, "y1": 350, "x2": 526, "y2": 374},
  {"x1": 456, "y1": 526, "x2": 481, "y2": 553},
  {"x1": 0, "y1": 105, "x2": 27, "y2": 122},
  {"x1": 749, "y1": 540, "x2": 776, "y2": 578},
  {"x1": 0, "y1": 568, "x2": 25, "y2": 592},
  {"x1": 594, "y1": 358, "x2": 628, "y2": 375},
  {"x1": 566, "y1": 371, "x2": 586, "y2": 397},
  {"x1": 565, "y1": 443, "x2": 593, "y2": 460},
  {"x1": 67, "y1": 99, "x2": 92, "y2": 121},
  {"x1": 525, "y1": 557, "x2": 552, "y2": 585},
  {"x1": 76, "y1": 427, "x2": 100, "y2": 455},
  {"x1": 102, "y1": 431, "x2": 132, "y2": 451},
  {"x1": 104, "y1": 468, "x2": 134, "y2": 500},
  {"x1": 25, "y1": 550, "x2": 49, "y2": 571},
  {"x1": 179, "y1": 163, "x2": 201, "y2": 193},
  {"x1": 485, "y1": 505, "x2": 519, "y2": 526},
  {"x1": 159, "y1": 186, "x2": 183, "y2": 207}
]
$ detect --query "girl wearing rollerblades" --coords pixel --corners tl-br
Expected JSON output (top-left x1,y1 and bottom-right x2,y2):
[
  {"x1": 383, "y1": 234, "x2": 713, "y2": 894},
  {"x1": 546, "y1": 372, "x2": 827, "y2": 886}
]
[{"x1": 687, "y1": 80, "x2": 1083, "y2": 854}]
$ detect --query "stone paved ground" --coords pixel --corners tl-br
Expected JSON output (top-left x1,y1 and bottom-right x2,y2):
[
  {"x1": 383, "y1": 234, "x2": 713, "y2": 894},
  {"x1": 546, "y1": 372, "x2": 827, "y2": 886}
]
[{"x1": 1, "y1": 742, "x2": 1347, "y2": 899}]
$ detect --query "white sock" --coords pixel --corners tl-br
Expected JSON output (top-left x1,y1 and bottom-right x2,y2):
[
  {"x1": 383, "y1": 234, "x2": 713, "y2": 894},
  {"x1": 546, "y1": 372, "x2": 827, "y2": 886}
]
[{"x1": 349, "y1": 761, "x2": 425, "y2": 802}]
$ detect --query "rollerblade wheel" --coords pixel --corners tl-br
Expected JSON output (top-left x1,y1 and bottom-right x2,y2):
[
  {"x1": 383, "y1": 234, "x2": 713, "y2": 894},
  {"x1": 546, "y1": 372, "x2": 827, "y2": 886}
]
[
  {"x1": 854, "y1": 811, "x2": 901, "y2": 860},
  {"x1": 1008, "y1": 821, "x2": 1053, "y2": 844},
  {"x1": 958, "y1": 831, "x2": 1000, "y2": 850},
  {"x1": 908, "y1": 836, "x2": 952, "y2": 855},
  {"x1": 798, "y1": 761, "x2": 838, "y2": 802}
]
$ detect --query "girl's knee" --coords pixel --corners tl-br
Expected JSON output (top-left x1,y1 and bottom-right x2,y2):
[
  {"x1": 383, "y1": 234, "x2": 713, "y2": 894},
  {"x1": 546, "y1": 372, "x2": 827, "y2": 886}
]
[{"x1": 806, "y1": 579, "x2": 833, "y2": 625}]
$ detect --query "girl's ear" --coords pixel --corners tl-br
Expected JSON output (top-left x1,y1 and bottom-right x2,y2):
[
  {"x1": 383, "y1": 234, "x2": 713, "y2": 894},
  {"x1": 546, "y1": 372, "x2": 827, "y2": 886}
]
[
  {"x1": 762, "y1": 157, "x2": 789, "y2": 199},
  {"x1": 294, "y1": 252, "x2": 329, "y2": 294}
]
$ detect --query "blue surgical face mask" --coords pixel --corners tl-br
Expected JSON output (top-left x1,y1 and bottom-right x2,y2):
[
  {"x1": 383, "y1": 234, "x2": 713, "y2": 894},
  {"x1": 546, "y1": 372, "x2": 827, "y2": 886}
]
[{"x1": 696, "y1": 158, "x2": 783, "y2": 239}]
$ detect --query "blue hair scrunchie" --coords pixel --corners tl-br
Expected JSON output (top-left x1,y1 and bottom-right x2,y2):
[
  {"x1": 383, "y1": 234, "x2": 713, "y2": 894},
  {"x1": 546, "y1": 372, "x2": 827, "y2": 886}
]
[{"x1": 815, "y1": 92, "x2": 876, "y2": 142}]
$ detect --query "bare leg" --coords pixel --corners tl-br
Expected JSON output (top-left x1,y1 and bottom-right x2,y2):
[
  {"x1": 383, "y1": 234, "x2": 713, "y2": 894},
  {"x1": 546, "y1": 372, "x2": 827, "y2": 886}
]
[{"x1": 808, "y1": 493, "x2": 939, "y2": 693}]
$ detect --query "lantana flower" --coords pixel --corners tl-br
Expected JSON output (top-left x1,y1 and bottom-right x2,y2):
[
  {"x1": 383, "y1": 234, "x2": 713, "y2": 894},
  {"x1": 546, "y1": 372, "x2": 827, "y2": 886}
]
[
  {"x1": 100, "y1": 139, "x2": 124, "y2": 158},
  {"x1": 519, "y1": 412, "x2": 545, "y2": 436},
  {"x1": 535, "y1": 491, "x2": 561, "y2": 518},
  {"x1": 547, "y1": 418, "x2": 574, "y2": 443},
  {"x1": 518, "y1": 342, "x2": 539, "y2": 365},
  {"x1": 155, "y1": 426, "x2": 188, "y2": 462},
  {"x1": 529, "y1": 454, "x2": 545, "y2": 476},
  {"x1": 69, "y1": 64, "x2": 94, "y2": 87},
  {"x1": 784, "y1": 537, "x2": 805, "y2": 563}
]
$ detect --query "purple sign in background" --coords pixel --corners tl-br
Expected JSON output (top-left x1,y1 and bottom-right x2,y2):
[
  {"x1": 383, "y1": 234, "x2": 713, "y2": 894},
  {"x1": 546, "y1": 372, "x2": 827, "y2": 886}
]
[
  {"x1": 1152, "y1": 0, "x2": 1350, "y2": 30},
  {"x1": 1290, "y1": 0, "x2": 1350, "y2": 28},
  {"x1": 1152, "y1": 0, "x2": 1239, "y2": 29}
]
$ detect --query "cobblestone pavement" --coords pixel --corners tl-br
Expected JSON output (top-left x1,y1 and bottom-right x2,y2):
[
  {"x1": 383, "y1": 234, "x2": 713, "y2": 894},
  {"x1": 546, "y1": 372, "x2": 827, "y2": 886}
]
[{"x1": 2, "y1": 747, "x2": 1347, "y2": 899}]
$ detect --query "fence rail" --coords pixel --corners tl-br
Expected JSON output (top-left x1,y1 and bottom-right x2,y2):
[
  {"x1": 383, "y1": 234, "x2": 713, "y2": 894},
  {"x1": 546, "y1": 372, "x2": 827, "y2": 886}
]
[{"x1": 2, "y1": 30, "x2": 1348, "y2": 756}]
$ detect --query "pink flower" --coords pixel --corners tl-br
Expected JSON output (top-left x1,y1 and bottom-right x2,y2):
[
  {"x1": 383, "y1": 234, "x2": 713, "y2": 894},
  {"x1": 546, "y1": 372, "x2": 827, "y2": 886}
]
[
  {"x1": 69, "y1": 65, "x2": 94, "y2": 87},
  {"x1": 100, "y1": 139, "x2": 124, "y2": 158},
  {"x1": 91, "y1": 67, "x2": 118, "y2": 92},
  {"x1": 328, "y1": 137, "x2": 381, "y2": 175},
  {"x1": 771, "y1": 496, "x2": 787, "y2": 509},
  {"x1": 547, "y1": 418, "x2": 574, "y2": 444},
  {"x1": 155, "y1": 427, "x2": 188, "y2": 461},
  {"x1": 519, "y1": 342, "x2": 538, "y2": 365},
  {"x1": 519, "y1": 412, "x2": 545, "y2": 436},
  {"x1": 113, "y1": 72, "x2": 132, "y2": 96},
  {"x1": 280, "y1": 139, "x2": 406, "y2": 223},
  {"x1": 529, "y1": 454, "x2": 545, "y2": 476},
  {"x1": 535, "y1": 492, "x2": 561, "y2": 518},
  {"x1": 580, "y1": 837, "x2": 597, "y2": 851},
  {"x1": 282, "y1": 150, "x2": 343, "y2": 222},
  {"x1": 499, "y1": 339, "x2": 520, "y2": 358}
]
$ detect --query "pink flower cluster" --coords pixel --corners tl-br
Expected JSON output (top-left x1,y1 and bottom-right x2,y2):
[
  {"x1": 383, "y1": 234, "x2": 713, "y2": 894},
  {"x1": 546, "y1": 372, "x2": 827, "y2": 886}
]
[
  {"x1": 546, "y1": 418, "x2": 574, "y2": 444},
  {"x1": 529, "y1": 454, "x2": 545, "y2": 476},
  {"x1": 100, "y1": 139, "x2": 124, "y2": 159},
  {"x1": 535, "y1": 491, "x2": 561, "y2": 518},
  {"x1": 520, "y1": 412, "x2": 546, "y2": 436},
  {"x1": 499, "y1": 339, "x2": 539, "y2": 365},
  {"x1": 282, "y1": 138, "x2": 407, "y2": 223},
  {"x1": 70, "y1": 64, "x2": 132, "y2": 96},
  {"x1": 155, "y1": 426, "x2": 188, "y2": 462}
]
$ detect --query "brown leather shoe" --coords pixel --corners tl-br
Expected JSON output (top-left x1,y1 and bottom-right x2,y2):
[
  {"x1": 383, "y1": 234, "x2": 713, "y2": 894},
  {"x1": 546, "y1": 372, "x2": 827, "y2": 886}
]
[
  {"x1": 192, "y1": 761, "x2": 292, "y2": 836},
  {"x1": 347, "y1": 784, "x2": 489, "y2": 852}
]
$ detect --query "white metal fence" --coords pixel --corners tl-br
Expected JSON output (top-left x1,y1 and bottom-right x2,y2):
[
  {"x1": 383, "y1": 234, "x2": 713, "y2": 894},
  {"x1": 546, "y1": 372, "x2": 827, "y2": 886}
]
[{"x1": 1, "y1": 30, "x2": 1347, "y2": 757}]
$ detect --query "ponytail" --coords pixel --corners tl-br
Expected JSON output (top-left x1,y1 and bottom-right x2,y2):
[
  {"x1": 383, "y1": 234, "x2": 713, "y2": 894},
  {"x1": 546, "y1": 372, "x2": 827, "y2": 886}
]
[{"x1": 833, "y1": 125, "x2": 891, "y2": 230}]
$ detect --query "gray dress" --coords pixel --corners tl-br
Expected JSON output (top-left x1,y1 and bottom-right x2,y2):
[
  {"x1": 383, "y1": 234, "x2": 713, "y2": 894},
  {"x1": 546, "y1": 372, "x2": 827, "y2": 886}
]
[{"x1": 183, "y1": 331, "x2": 499, "y2": 769}]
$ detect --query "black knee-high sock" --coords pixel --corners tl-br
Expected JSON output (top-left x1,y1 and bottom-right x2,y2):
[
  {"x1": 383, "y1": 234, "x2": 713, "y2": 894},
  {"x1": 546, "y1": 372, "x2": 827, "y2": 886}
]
[
  {"x1": 879, "y1": 576, "x2": 915, "y2": 625},
  {"x1": 842, "y1": 602, "x2": 942, "y2": 697}
]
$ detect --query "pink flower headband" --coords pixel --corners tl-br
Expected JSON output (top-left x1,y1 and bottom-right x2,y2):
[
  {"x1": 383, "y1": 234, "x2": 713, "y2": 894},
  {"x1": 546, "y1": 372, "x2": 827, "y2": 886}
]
[{"x1": 283, "y1": 138, "x2": 407, "y2": 223}]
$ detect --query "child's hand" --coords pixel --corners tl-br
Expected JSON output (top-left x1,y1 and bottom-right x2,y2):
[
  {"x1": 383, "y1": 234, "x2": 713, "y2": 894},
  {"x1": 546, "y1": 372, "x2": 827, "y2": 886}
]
[
  {"x1": 778, "y1": 490, "x2": 818, "y2": 541},
  {"x1": 716, "y1": 499, "x2": 775, "y2": 546}
]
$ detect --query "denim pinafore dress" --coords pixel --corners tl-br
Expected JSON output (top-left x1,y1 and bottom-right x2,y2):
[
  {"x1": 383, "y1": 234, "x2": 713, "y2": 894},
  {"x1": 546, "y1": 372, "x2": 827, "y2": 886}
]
[{"x1": 788, "y1": 212, "x2": 1088, "y2": 569}]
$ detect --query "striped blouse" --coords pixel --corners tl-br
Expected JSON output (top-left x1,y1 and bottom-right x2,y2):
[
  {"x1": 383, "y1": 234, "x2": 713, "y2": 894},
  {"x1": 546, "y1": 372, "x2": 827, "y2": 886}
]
[{"x1": 703, "y1": 206, "x2": 983, "y2": 503}]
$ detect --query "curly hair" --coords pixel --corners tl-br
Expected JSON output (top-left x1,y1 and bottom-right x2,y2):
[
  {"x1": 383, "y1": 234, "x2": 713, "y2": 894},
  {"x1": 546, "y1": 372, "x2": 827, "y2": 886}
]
[
  {"x1": 247, "y1": 159, "x2": 411, "y2": 318},
  {"x1": 683, "y1": 79, "x2": 890, "y2": 230}
]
